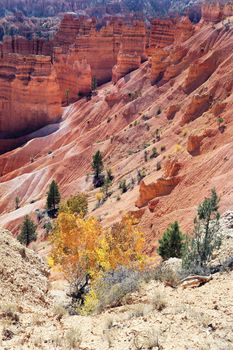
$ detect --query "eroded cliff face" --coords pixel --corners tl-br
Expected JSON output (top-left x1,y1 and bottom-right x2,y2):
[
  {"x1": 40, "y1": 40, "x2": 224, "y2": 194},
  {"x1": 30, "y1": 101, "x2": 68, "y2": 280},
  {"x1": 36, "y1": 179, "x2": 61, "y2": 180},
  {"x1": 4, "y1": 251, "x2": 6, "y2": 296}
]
[
  {"x1": 2, "y1": 7, "x2": 233, "y2": 243},
  {"x1": 0, "y1": 53, "x2": 61, "y2": 139},
  {"x1": 112, "y1": 20, "x2": 146, "y2": 82},
  {"x1": 201, "y1": 2, "x2": 233, "y2": 22}
]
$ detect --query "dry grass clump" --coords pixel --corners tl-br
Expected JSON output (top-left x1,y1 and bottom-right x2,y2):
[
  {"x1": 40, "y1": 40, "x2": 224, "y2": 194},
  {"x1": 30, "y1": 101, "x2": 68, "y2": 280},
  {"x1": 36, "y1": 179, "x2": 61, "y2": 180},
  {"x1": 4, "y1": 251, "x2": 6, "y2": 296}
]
[
  {"x1": 134, "y1": 328, "x2": 162, "y2": 350},
  {"x1": 53, "y1": 304, "x2": 68, "y2": 321},
  {"x1": 65, "y1": 328, "x2": 82, "y2": 349},
  {"x1": 151, "y1": 292, "x2": 167, "y2": 312}
]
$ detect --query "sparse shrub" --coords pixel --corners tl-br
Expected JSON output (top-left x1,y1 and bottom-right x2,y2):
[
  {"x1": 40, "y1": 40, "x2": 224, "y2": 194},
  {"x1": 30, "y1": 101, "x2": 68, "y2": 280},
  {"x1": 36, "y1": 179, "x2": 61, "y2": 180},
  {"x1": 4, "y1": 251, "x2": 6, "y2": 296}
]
[
  {"x1": 119, "y1": 179, "x2": 128, "y2": 194},
  {"x1": 60, "y1": 194, "x2": 88, "y2": 217},
  {"x1": 158, "y1": 221, "x2": 184, "y2": 260},
  {"x1": 156, "y1": 161, "x2": 162, "y2": 171},
  {"x1": 144, "y1": 150, "x2": 148, "y2": 162},
  {"x1": 142, "y1": 114, "x2": 150, "y2": 121},
  {"x1": 174, "y1": 143, "x2": 182, "y2": 153},
  {"x1": 145, "y1": 123, "x2": 150, "y2": 131},
  {"x1": 150, "y1": 147, "x2": 159, "y2": 159},
  {"x1": 160, "y1": 145, "x2": 166, "y2": 152},
  {"x1": 151, "y1": 292, "x2": 167, "y2": 311},
  {"x1": 137, "y1": 169, "x2": 146, "y2": 184},
  {"x1": 134, "y1": 328, "x2": 161, "y2": 350},
  {"x1": 157, "y1": 107, "x2": 162, "y2": 115},
  {"x1": 44, "y1": 220, "x2": 53, "y2": 236},
  {"x1": 143, "y1": 142, "x2": 150, "y2": 149},
  {"x1": 65, "y1": 328, "x2": 82, "y2": 349},
  {"x1": 155, "y1": 128, "x2": 161, "y2": 141},
  {"x1": 17, "y1": 215, "x2": 37, "y2": 246},
  {"x1": 182, "y1": 189, "x2": 221, "y2": 272},
  {"x1": 90, "y1": 267, "x2": 142, "y2": 312},
  {"x1": 96, "y1": 191, "x2": 104, "y2": 206},
  {"x1": 116, "y1": 195, "x2": 121, "y2": 201},
  {"x1": 15, "y1": 196, "x2": 20, "y2": 210}
]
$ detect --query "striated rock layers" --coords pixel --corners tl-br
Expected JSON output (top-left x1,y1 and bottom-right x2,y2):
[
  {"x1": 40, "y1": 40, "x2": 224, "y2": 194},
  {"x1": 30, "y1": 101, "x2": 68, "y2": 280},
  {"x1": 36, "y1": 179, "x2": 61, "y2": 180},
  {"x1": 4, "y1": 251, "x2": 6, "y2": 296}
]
[
  {"x1": 0, "y1": 53, "x2": 62, "y2": 139},
  {"x1": 112, "y1": 20, "x2": 146, "y2": 82},
  {"x1": 201, "y1": 2, "x2": 233, "y2": 22},
  {"x1": 150, "y1": 17, "x2": 194, "y2": 84}
]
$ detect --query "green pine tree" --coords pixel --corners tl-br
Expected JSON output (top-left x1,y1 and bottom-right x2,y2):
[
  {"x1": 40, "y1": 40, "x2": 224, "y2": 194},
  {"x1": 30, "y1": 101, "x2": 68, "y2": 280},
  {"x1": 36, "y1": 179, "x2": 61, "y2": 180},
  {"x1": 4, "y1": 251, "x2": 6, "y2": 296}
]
[
  {"x1": 158, "y1": 221, "x2": 184, "y2": 260},
  {"x1": 47, "y1": 180, "x2": 61, "y2": 210},
  {"x1": 92, "y1": 151, "x2": 104, "y2": 188},
  {"x1": 91, "y1": 76, "x2": 97, "y2": 92},
  {"x1": 17, "y1": 215, "x2": 37, "y2": 246},
  {"x1": 182, "y1": 188, "x2": 221, "y2": 271}
]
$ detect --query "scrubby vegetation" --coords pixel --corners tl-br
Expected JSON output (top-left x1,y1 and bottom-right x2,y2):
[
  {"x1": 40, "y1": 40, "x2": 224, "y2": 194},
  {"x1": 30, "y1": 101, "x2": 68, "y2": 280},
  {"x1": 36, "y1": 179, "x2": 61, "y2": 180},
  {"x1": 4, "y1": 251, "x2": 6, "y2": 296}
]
[
  {"x1": 182, "y1": 188, "x2": 222, "y2": 272},
  {"x1": 59, "y1": 194, "x2": 88, "y2": 217}
]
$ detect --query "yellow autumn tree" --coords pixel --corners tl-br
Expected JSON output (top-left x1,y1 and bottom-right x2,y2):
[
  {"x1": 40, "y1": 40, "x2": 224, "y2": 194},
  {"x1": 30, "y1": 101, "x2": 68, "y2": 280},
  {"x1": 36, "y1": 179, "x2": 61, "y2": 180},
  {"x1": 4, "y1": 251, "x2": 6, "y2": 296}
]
[
  {"x1": 50, "y1": 211, "x2": 146, "y2": 313},
  {"x1": 105, "y1": 215, "x2": 145, "y2": 270},
  {"x1": 50, "y1": 212, "x2": 105, "y2": 281}
]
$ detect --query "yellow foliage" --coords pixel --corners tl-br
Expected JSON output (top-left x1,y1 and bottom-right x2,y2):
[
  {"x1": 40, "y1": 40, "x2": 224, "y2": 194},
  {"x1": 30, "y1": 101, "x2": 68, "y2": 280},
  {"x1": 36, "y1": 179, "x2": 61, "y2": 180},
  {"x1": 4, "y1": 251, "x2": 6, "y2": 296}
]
[
  {"x1": 50, "y1": 212, "x2": 146, "y2": 305},
  {"x1": 47, "y1": 256, "x2": 55, "y2": 268},
  {"x1": 50, "y1": 213, "x2": 104, "y2": 280},
  {"x1": 80, "y1": 289, "x2": 99, "y2": 315},
  {"x1": 105, "y1": 215, "x2": 146, "y2": 270},
  {"x1": 95, "y1": 191, "x2": 104, "y2": 202},
  {"x1": 174, "y1": 144, "x2": 182, "y2": 153}
]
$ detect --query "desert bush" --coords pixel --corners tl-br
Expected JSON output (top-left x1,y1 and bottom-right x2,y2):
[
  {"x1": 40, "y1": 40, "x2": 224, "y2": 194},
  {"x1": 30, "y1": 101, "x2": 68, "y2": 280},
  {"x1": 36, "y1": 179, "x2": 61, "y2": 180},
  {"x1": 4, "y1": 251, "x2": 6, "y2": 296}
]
[
  {"x1": 60, "y1": 194, "x2": 88, "y2": 217},
  {"x1": 65, "y1": 328, "x2": 82, "y2": 349},
  {"x1": 151, "y1": 292, "x2": 167, "y2": 311},
  {"x1": 150, "y1": 147, "x2": 159, "y2": 159},
  {"x1": 119, "y1": 179, "x2": 128, "y2": 194},
  {"x1": 87, "y1": 267, "x2": 142, "y2": 313},
  {"x1": 182, "y1": 189, "x2": 222, "y2": 272},
  {"x1": 156, "y1": 161, "x2": 162, "y2": 171},
  {"x1": 134, "y1": 328, "x2": 161, "y2": 350}
]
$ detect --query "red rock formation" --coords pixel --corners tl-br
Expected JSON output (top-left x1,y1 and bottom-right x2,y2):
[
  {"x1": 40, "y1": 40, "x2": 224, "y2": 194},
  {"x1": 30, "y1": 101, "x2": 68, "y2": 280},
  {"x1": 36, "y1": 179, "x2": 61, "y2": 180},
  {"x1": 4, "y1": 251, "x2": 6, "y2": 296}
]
[
  {"x1": 187, "y1": 128, "x2": 217, "y2": 155},
  {"x1": 112, "y1": 21, "x2": 146, "y2": 82},
  {"x1": 164, "y1": 159, "x2": 181, "y2": 178},
  {"x1": 136, "y1": 159, "x2": 181, "y2": 208},
  {"x1": 183, "y1": 53, "x2": 219, "y2": 94},
  {"x1": 165, "y1": 105, "x2": 179, "y2": 120},
  {"x1": 1, "y1": 35, "x2": 52, "y2": 56},
  {"x1": 201, "y1": 3, "x2": 222, "y2": 23},
  {"x1": 150, "y1": 19, "x2": 176, "y2": 49},
  {"x1": 53, "y1": 14, "x2": 88, "y2": 53},
  {"x1": 53, "y1": 47, "x2": 92, "y2": 104},
  {"x1": 135, "y1": 176, "x2": 180, "y2": 208},
  {"x1": 180, "y1": 94, "x2": 211, "y2": 126},
  {"x1": 75, "y1": 22, "x2": 118, "y2": 84},
  {"x1": 0, "y1": 53, "x2": 62, "y2": 139},
  {"x1": 150, "y1": 48, "x2": 168, "y2": 84},
  {"x1": 174, "y1": 17, "x2": 194, "y2": 44}
]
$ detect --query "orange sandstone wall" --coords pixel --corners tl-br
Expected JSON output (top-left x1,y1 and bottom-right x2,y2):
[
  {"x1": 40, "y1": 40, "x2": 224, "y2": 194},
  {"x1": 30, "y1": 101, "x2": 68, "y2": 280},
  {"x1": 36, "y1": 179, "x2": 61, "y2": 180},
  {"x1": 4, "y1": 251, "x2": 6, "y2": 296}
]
[
  {"x1": 0, "y1": 54, "x2": 61, "y2": 139},
  {"x1": 112, "y1": 20, "x2": 146, "y2": 82}
]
